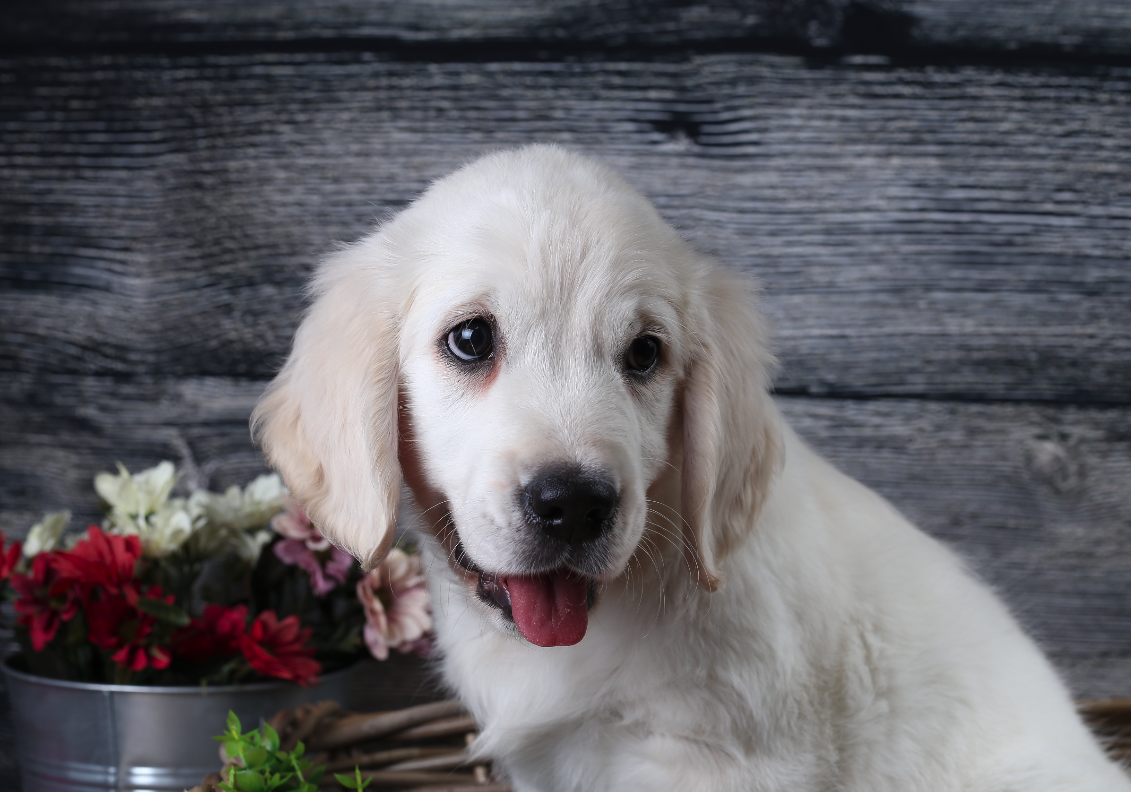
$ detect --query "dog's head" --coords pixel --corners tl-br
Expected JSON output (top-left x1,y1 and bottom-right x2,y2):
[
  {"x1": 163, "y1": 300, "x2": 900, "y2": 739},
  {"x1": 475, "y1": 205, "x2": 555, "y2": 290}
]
[{"x1": 253, "y1": 145, "x2": 781, "y2": 647}]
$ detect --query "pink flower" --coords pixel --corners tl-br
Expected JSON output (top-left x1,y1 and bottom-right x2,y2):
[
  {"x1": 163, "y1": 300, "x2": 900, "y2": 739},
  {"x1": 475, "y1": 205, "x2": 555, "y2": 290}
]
[
  {"x1": 356, "y1": 548, "x2": 431, "y2": 660},
  {"x1": 273, "y1": 540, "x2": 354, "y2": 596},
  {"x1": 270, "y1": 495, "x2": 354, "y2": 595},
  {"x1": 398, "y1": 635, "x2": 433, "y2": 657},
  {"x1": 270, "y1": 495, "x2": 330, "y2": 551}
]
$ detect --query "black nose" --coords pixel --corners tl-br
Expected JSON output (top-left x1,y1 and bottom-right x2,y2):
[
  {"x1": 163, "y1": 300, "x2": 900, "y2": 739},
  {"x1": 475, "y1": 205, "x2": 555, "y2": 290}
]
[{"x1": 523, "y1": 468, "x2": 619, "y2": 546}]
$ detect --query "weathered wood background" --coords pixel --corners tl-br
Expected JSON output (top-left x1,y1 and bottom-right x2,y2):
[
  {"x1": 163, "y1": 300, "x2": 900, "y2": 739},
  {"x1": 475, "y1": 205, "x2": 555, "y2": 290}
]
[{"x1": 2, "y1": 0, "x2": 1130, "y2": 780}]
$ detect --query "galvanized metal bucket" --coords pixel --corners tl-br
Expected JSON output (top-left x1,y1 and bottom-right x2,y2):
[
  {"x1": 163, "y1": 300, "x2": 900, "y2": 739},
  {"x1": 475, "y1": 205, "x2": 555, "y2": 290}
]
[{"x1": 2, "y1": 656, "x2": 357, "y2": 792}]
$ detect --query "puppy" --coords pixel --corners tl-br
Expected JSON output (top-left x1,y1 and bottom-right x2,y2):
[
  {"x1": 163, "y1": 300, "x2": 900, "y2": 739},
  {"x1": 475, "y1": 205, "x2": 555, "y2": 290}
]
[{"x1": 252, "y1": 145, "x2": 1129, "y2": 791}]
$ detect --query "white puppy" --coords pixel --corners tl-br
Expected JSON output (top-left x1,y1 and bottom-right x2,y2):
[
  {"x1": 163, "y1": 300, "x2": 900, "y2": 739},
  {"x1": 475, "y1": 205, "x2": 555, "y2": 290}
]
[{"x1": 253, "y1": 145, "x2": 1128, "y2": 791}]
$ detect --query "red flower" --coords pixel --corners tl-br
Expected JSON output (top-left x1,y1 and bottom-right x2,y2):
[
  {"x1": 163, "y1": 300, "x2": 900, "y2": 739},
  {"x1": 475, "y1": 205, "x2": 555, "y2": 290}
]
[
  {"x1": 0, "y1": 534, "x2": 22, "y2": 580},
  {"x1": 238, "y1": 611, "x2": 321, "y2": 686},
  {"x1": 87, "y1": 586, "x2": 173, "y2": 672},
  {"x1": 86, "y1": 593, "x2": 134, "y2": 649},
  {"x1": 172, "y1": 604, "x2": 248, "y2": 663},
  {"x1": 51, "y1": 526, "x2": 142, "y2": 604},
  {"x1": 113, "y1": 639, "x2": 172, "y2": 673},
  {"x1": 10, "y1": 554, "x2": 79, "y2": 651}
]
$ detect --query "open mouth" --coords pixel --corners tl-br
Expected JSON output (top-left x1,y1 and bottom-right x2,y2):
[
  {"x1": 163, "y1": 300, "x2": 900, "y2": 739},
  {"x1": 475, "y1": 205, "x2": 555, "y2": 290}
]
[{"x1": 453, "y1": 539, "x2": 596, "y2": 648}]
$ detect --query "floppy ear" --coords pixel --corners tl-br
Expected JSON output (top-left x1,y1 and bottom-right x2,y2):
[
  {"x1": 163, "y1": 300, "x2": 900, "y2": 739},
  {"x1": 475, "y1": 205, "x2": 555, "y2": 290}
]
[
  {"x1": 680, "y1": 263, "x2": 783, "y2": 591},
  {"x1": 251, "y1": 241, "x2": 402, "y2": 569}
]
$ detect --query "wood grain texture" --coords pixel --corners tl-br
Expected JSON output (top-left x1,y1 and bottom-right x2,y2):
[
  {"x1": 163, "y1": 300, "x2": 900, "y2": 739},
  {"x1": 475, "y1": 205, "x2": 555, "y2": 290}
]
[
  {"x1": 3, "y1": 53, "x2": 1129, "y2": 400},
  {"x1": 1, "y1": 0, "x2": 787, "y2": 46},
  {"x1": 4, "y1": 1, "x2": 1131, "y2": 58},
  {"x1": 1, "y1": 3, "x2": 1129, "y2": 786},
  {"x1": 2, "y1": 374, "x2": 1129, "y2": 695},
  {"x1": 0, "y1": 375, "x2": 272, "y2": 536},
  {"x1": 902, "y1": 0, "x2": 1131, "y2": 58}
]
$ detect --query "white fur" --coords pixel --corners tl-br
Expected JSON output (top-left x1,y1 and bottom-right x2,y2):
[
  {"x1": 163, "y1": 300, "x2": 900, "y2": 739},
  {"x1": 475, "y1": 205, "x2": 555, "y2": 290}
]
[{"x1": 254, "y1": 145, "x2": 1129, "y2": 791}]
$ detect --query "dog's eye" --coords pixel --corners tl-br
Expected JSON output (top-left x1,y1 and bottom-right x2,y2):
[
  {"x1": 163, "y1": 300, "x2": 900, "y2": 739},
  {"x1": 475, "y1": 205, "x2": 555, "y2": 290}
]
[
  {"x1": 447, "y1": 318, "x2": 494, "y2": 362},
  {"x1": 625, "y1": 335, "x2": 660, "y2": 374}
]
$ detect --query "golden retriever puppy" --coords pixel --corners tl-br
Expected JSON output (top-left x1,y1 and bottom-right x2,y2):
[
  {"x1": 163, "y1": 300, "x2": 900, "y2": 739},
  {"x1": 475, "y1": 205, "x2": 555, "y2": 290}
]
[{"x1": 253, "y1": 145, "x2": 1129, "y2": 791}]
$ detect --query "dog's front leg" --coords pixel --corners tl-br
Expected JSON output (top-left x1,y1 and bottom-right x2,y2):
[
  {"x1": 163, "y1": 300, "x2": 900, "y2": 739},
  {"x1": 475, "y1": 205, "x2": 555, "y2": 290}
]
[{"x1": 498, "y1": 727, "x2": 826, "y2": 792}]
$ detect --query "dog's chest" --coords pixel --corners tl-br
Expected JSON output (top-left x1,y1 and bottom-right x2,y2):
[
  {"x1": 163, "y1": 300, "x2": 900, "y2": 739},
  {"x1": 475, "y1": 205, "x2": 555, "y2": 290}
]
[{"x1": 436, "y1": 586, "x2": 841, "y2": 792}]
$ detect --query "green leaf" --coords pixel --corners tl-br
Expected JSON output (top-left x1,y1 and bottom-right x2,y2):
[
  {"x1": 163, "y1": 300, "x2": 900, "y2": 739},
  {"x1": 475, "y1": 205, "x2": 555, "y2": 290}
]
[
  {"x1": 217, "y1": 765, "x2": 240, "y2": 792},
  {"x1": 261, "y1": 723, "x2": 280, "y2": 753},
  {"x1": 286, "y1": 755, "x2": 309, "y2": 773},
  {"x1": 233, "y1": 769, "x2": 266, "y2": 792},
  {"x1": 332, "y1": 766, "x2": 372, "y2": 790},
  {"x1": 207, "y1": 717, "x2": 338, "y2": 792},
  {"x1": 260, "y1": 770, "x2": 293, "y2": 791},
  {"x1": 135, "y1": 595, "x2": 191, "y2": 626},
  {"x1": 243, "y1": 745, "x2": 268, "y2": 768},
  {"x1": 334, "y1": 773, "x2": 359, "y2": 790}
]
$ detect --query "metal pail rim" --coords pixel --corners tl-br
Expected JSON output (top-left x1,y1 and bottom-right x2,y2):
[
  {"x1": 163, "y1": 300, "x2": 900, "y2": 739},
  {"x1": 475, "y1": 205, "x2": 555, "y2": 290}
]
[{"x1": 2, "y1": 652, "x2": 359, "y2": 695}]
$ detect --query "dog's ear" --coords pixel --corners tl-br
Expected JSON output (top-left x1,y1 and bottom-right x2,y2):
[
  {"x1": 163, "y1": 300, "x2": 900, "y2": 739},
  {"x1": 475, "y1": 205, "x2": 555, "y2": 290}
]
[
  {"x1": 251, "y1": 241, "x2": 402, "y2": 570},
  {"x1": 680, "y1": 264, "x2": 783, "y2": 591}
]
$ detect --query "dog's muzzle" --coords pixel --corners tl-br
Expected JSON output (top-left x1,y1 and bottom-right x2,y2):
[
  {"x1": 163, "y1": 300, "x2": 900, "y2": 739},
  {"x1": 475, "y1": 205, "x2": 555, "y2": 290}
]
[{"x1": 450, "y1": 467, "x2": 616, "y2": 648}]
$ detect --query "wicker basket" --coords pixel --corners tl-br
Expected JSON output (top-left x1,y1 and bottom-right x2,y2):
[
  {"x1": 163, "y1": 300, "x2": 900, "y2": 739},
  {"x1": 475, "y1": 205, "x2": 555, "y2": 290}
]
[
  {"x1": 194, "y1": 699, "x2": 1131, "y2": 791},
  {"x1": 192, "y1": 698, "x2": 506, "y2": 792},
  {"x1": 1080, "y1": 699, "x2": 1131, "y2": 766}
]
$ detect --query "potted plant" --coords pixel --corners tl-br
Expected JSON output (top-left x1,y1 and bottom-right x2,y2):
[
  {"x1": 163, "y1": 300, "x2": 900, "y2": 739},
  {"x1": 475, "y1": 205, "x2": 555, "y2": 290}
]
[{"x1": 0, "y1": 461, "x2": 432, "y2": 792}]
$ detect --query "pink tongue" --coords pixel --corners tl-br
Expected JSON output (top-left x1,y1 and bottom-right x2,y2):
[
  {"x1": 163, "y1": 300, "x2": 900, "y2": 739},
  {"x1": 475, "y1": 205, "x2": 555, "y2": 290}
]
[{"x1": 502, "y1": 571, "x2": 590, "y2": 647}]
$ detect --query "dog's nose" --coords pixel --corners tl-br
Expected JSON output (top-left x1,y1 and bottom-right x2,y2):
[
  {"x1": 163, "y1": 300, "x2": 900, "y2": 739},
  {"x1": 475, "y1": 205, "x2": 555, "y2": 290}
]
[{"x1": 524, "y1": 468, "x2": 618, "y2": 546}]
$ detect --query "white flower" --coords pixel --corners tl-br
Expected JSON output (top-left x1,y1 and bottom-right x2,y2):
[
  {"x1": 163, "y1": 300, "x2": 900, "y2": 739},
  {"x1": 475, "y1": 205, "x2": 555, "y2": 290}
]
[
  {"x1": 183, "y1": 474, "x2": 284, "y2": 564},
  {"x1": 137, "y1": 499, "x2": 201, "y2": 557},
  {"x1": 95, "y1": 461, "x2": 177, "y2": 518},
  {"x1": 91, "y1": 463, "x2": 284, "y2": 562},
  {"x1": 23, "y1": 510, "x2": 70, "y2": 558},
  {"x1": 194, "y1": 474, "x2": 285, "y2": 532},
  {"x1": 244, "y1": 474, "x2": 286, "y2": 516},
  {"x1": 230, "y1": 528, "x2": 276, "y2": 564},
  {"x1": 105, "y1": 495, "x2": 203, "y2": 558},
  {"x1": 94, "y1": 461, "x2": 203, "y2": 558}
]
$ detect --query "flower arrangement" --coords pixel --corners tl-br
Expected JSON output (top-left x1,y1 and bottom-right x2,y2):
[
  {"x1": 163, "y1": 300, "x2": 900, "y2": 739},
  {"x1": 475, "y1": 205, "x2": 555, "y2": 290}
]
[{"x1": 0, "y1": 462, "x2": 431, "y2": 687}]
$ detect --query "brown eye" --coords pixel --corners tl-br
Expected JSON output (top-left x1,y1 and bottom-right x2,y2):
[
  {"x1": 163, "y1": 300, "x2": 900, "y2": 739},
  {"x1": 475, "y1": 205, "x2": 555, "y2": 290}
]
[
  {"x1": 625, "y1": 336, "x2": 660, "y2": 374},
  {"x1": 447, "y1": 318, "x2": 494, "y2": 362}
]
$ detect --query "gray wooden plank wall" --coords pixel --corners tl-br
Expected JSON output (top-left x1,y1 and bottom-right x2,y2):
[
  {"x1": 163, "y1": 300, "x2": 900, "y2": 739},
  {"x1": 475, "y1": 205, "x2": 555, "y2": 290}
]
[{"x1": 2, "y1": 0, "x2": 1130, "y2": 783}]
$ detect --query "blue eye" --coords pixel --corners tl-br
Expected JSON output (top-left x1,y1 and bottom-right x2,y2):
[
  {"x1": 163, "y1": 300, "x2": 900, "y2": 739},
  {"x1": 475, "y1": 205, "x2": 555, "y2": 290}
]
[{"x1": 447, "y1": 319, "x2": 494, "y2": 362}]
